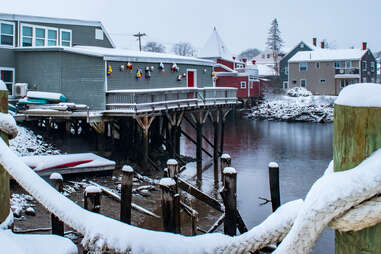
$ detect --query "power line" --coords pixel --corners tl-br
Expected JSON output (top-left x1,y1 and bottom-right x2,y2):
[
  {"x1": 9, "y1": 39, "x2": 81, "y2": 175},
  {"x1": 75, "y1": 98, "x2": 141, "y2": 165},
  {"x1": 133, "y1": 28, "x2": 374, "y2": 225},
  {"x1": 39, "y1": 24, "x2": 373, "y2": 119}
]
[{"x1": 133, "y1": 32, "x2": 147, "y2": 51}]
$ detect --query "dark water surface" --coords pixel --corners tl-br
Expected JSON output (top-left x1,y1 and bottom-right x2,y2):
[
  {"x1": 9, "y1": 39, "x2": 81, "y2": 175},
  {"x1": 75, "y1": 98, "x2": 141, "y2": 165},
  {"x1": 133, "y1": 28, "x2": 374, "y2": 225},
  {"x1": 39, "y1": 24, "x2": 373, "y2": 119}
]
[{"x1": 181, "y1": 118, "x2": 334, "y2": 253}]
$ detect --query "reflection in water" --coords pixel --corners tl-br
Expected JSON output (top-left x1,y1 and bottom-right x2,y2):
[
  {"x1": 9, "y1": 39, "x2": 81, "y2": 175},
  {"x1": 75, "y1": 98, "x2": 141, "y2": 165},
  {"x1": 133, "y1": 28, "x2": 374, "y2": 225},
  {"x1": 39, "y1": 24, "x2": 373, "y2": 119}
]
[{"x1": 181, "y1": 118, "x2": 333, "y2": 254}]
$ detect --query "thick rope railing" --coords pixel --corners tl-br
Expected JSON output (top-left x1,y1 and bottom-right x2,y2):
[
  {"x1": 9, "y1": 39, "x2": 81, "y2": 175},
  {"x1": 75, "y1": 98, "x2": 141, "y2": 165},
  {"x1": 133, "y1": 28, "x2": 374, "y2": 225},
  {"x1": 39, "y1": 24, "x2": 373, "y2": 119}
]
[{"x1": 3, "y1": 116, "x2": 381, "y2": 253}]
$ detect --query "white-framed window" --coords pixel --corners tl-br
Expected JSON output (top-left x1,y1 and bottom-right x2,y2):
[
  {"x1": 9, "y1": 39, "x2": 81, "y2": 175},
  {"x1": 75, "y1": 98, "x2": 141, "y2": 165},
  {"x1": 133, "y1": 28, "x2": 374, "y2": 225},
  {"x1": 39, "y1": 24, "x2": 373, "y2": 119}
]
[
  {"x1": 334, "y1": 61, "x2": 341, "y2": 68},
  {"x1": 0, "y1": 21, "x2": 15, "y2": 47},
  {"x1": 362, "y1": 61, "x2": 367, "y2": 72},
  {"x1": 60, "y1": 29, "x2": 72, "y2": 47},
  {"x1": 300, "y1": 79, "x2": 307, "y2": 88},
  {"x1": 362, "y1": 77, "x2": 367, "y2": 83},
  {"x1": 284, "y1": 67, "x2": 288, "y2": 74},
  {"x1": 0, "y1": 67, "x2": 15, "y2": 95},
  {"x1": 240, "y1": 81, "x2": 246, "y2": 89},
  {"x1": 345, "y1": 60, "x2": 352, "y2": 69},
  {"x1": 95, "y1": 29, "x2": 104, "y2": 40},
  {"x1": 370, "y1": 62, "x2": 375, "y2": 72},
  {"x1": 300, "y1": 43, "x2": 304, "y2": 48},
  {"x1": 299, "y1": 62, "x2": 307, "y2": 72},
  {"x1": 21, "y1": 23, "x2": 59, "y2": 47},
  {"x1": 316, "y1": 62, "x2": 320, "y2": 69},
  {"x1": 283, "y1": 81, "x2": 288, "y2": 89},
  {"x1": 321, "y1": 79, "x2": 326, "y2": 84}
]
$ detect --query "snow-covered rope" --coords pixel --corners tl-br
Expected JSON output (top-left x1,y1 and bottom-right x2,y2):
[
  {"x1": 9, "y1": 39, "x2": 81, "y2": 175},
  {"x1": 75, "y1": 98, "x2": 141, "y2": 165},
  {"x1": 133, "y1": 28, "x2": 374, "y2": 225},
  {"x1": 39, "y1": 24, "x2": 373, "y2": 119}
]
[{"x1": 3, "y1": 132, "x2": 381, "y2": 253}]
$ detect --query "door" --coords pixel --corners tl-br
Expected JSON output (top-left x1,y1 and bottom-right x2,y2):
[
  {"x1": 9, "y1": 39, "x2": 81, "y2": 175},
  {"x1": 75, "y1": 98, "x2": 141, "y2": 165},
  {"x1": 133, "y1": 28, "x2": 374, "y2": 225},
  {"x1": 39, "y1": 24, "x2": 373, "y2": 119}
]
[
  {"x1": 0, "y1": 68, "x2": 15, "y2": 95},
  {"x1": 187, "y1": 70, "x2": 195, "y2": 87}
]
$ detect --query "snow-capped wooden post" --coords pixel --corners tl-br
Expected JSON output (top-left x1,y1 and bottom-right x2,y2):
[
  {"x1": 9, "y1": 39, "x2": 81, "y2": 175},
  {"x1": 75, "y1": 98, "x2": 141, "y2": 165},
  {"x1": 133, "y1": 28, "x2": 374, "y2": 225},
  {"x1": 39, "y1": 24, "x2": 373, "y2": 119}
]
[
  {"x1": 334, "y1": 84, "x2": 381, "y2": 254},
  {"x1": 49, "y1": 173, "x2": 64, "y2": 236},
  {"x1": 84, "y1": 186, "x2": 102, "y2": 213},
  {"x1": 0, "y1": 82, "x2": 10, "y2": 224},
  {"x1": 160, "y1": 178, "x2": 179, "y2": 233},
  {"x1": 269, "y1": 162, "x2": 281, "y2": 212},
  {"x1": 220, "y1": 153, "x2": 231, "y2": 182},
  {"x1": 221, "y1": 167, "x2": 237, "y2": 236},
  {"x1": 120, "y1": 165, "x2": 134, "y2": 224}
]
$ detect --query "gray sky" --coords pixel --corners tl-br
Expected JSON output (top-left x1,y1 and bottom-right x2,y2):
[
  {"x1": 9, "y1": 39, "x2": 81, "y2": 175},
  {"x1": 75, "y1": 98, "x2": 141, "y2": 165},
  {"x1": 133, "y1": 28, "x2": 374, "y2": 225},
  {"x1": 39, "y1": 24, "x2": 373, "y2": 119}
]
[{"x1": 2, "y1": 0, "x2": 381, "y2": 55}]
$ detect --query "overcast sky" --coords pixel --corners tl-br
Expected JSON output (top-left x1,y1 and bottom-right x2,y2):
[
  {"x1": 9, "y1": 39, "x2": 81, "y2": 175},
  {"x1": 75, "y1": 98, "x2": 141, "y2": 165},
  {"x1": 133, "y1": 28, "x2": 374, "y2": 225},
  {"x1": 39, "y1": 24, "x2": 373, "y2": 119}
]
[{"x1": 2, "y1": 0, "x2": 381, "y2": 55}]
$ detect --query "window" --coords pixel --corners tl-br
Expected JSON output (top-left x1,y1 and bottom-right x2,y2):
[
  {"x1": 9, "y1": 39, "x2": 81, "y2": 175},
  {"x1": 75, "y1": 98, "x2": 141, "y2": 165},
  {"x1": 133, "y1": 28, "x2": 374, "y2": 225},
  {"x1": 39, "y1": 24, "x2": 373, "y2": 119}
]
[
  {"x1": 21, "y1": 24, "x2": 59, "y2": 47},
  {"x1": 60, "y1": 29, "x2": 72, "y2": 46},
  {"x1": 300, "y1": 79, "x2": 307, "y2": 88},
  {"x1": 345, "y1": 61, "x2": 352, "y2": 69},
  {"x1": 240, "y1": 81, "x2": 246, "y2": 89},
  {"x1": 284, "y1": 67, "x2": 288, "y2": 74},
  {"x1": 316, "y1": 62, "x2": 320, "y2": 69},
  {"x1": 321, "y1": 79, "x2": 326, "y2": 84},
  {"x1": 370, "y1": 62, "x2": 375, "y2": 72},
  {"x1": 283, "y1": 81, "x2": 288, "y2": 89},
  {"x1": 0, "y1": 22, "x2": 15, "y2": 46},
  {"x1": 362, "y1": 61, "x2": 367, "y2": 72},
  {"x1": 292, "y1": 80, "x2": 297, "y2": 84},
  {"x1": 0, "y1": 68, "x2": 14, "y2": 95},
  {"x1": 300, "y1": 43, "x2": 304, "y2": 48},
  {"x1": 371, "y1": 77, "x2": 375, "y2": 83},
  {"x1": 266, "y1": 54, "x2": 270, "y2": 58},
  {"x1": 334, "y1": 61, "x2": 341, "y2": 68},
  {"x1": 299, "y1": 62, "x2": 307, "y2": 72},
  {"x1": 362, "y1": 77, "x2": 367, "y2": 83},
  {"x1": 95, "y1": 29, "x2": 104, "y2": 40}
]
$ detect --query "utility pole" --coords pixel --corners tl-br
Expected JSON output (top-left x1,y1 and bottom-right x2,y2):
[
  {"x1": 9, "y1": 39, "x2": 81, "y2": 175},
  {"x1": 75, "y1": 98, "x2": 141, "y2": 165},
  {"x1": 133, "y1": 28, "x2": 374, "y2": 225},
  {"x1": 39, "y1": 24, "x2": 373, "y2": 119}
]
[{"x1": 133, "y1": 32, "x2": 146, "y2": 51}]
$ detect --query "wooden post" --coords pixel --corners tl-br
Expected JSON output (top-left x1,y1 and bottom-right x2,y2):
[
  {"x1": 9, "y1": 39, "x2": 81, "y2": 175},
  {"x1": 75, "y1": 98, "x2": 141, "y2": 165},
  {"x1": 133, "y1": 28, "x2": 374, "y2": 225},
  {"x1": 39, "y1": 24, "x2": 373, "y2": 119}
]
[
  {"x1": 167, "y1": 159, "x2": 179, "y2": 178},
  {"x1": 0, "y1": 83, "x2": 10, "y2": 224},
  {"x1": 268, "y1": 162, "x2": 280, "y2": 212},
  {"x1": 196, "y1": 121, "x2": 203, "y2": 181},
  {"x1": 120, "y1": 165, "x2": 134, "y2": 224},
  {"x1": 211, "y1": 111, "x2": 220, "y2": 180},
  {"x1": 50, "y1": 173, "x2": 64, "y2": 236},
  {"x1": 160, "y1": 178, "x2": 178, "y2": 233},
  {"x1": 136, "y1": 116, "x2": 155, "y2": 169},
  {"x1": 220, "y1": 153, "x2": 231, "y2": 182},
  {"x1": 84, "y1": 186, "x2": 102, "y2": 213},
  {"x1": 334, "y1": 103, "x2": 381, "y2": 253},
  {"x1": 221, "y1": 167, "x2": 237, "y2": 236}
]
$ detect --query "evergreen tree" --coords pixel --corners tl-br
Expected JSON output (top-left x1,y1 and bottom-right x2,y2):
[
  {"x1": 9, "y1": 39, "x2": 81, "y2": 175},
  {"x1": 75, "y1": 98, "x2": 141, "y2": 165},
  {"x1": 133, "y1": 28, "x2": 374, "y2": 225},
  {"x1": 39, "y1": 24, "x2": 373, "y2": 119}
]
[{"x1": 266, "y1": 18, "x2": 283, "y2": 74}]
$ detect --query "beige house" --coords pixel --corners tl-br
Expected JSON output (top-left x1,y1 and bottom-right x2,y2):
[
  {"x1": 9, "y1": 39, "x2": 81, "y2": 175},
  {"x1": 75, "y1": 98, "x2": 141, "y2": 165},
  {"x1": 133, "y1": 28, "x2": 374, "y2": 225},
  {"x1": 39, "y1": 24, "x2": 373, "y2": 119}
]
[{"x1": 288, "y1": 45, "x2": 377, "y2": 95}]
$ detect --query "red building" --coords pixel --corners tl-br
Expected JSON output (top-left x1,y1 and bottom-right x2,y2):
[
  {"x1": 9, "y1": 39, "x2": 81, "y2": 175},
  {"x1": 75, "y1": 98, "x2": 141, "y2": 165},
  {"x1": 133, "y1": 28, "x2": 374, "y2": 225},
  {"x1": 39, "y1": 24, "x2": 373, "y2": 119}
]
[{"x1": 199, "y1": 28, "x2": 262, "y2": 105}]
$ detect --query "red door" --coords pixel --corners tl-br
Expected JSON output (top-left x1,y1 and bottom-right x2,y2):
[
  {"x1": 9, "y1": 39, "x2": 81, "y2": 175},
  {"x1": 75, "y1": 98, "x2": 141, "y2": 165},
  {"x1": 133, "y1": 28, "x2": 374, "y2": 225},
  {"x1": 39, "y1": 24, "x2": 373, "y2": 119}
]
[{"x1": 187, "y1": 71, "x2": 194, "y2": 87}]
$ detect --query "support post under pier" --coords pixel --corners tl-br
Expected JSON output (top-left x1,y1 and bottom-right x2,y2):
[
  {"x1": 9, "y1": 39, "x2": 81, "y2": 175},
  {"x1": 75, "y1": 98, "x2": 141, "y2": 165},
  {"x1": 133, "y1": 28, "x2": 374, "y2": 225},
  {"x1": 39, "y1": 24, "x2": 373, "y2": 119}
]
[{"x1": 136, "y1": 116, "x2": 155, "y2": 170}]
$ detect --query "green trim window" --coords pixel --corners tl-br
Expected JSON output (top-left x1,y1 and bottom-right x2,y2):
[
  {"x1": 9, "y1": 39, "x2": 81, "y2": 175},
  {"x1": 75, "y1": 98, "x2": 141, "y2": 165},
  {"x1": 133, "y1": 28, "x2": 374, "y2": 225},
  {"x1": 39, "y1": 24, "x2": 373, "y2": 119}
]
[
  {"x1": 60, "y1": 29, "x2": 72, "y2": 47},
  {"x1": 0, "y1": 21, "x2": 15, "y2": 46}
]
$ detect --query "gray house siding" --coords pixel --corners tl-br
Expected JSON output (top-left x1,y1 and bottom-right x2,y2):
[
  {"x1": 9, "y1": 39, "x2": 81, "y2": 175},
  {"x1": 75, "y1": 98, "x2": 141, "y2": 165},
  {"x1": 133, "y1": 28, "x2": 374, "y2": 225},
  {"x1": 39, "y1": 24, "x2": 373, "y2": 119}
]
[
  {"x1": 280, "y1": 42, "x2": 312, "y2": 85},
  {"x1": 15, "y1": 51, "x2": 105, "y2": 110},
  {"x1": 107, "y1": 61, "x2": 213, "y2": 90},
  {"x1": 0, "y1": 48, "x2": 15, "y2": 67}
]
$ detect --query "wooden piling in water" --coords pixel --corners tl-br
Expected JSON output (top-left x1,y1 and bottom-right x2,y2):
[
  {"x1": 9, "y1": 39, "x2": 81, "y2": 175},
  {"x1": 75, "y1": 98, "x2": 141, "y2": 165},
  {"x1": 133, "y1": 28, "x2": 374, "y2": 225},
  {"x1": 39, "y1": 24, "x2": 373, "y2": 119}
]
[
  {"x1": 160, "y1": 178, "x2": 179, "y2": 233},
  {"x1": 50, "y1": 173, "x2": 64, "y2": 236},
  {"x1": 220, "y1": 153, "x2": 231, "y2": 182},
  {"x1": 221, "y1": 167, "x2": 237, "y2": 236},
  {"x1": 84, "y1": 186, "x2": 102, "y2": 213},
  {"x1": 120, "y1": 165, "x2": 134, "y2": 224},
  {"x1": 268, "y1": 162, "x2": 280, "y2": 212}
]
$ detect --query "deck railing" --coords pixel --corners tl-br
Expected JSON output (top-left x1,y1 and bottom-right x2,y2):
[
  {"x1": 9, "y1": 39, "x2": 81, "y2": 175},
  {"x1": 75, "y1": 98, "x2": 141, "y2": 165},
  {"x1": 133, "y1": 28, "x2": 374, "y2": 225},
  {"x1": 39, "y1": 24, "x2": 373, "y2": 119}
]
[{"x1": 105, "y1": 87, "x2": 237, "y2": 112}]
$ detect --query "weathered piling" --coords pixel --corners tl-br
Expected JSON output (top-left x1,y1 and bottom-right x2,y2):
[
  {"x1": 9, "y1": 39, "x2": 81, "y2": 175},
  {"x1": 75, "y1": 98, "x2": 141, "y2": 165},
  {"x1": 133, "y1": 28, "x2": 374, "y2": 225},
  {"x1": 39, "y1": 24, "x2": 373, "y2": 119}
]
[
  {"x1": 268, "y1": 162, "x2": 281, "y2": 212},
  {"x1": 334, "y1": 101, "x2": 381, "y2": 253},
  {"x1": 220, "y1": 153, "x2": 231, "y2": 182},
  {"x1": 159, "y1": 178, "x2": 180, "y2": 233},
  {"x1": 221, "y1": 167, "x2": 237, "y2": 236},
  {"x1": 84, "y1": 186, "x2": 102, "y2": 213},
  {"x1": 120, "y1": 165, "x2": 134, "y2": 224},
  {"x1": 0, "y1": 83, "x2": 9, "y2": 224},
  {"x1": 49, "y1": 173, "x2": 64, "y2": 236},
  {"x1": 167, "y1": 159, "x2": 179, "y2": 178}
]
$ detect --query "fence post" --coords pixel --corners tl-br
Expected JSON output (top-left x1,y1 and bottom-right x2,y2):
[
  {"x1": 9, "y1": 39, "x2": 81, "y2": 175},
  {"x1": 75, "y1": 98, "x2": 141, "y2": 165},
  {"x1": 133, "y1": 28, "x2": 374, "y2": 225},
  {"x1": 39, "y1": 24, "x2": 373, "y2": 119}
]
[
  {"x1": 167, "y1": 159, "x2": 178, "y2": 178},
  {"x1": 50, "y1": 173, "x2": 64, "y2": 236},
  {"x1": 220, "y1": 153, "x2": 231, "y2": 182},
  {"x1": 160, "y1": 178, "x2": 179, "y2": 233},
  {"x1": 334, "y1": 102, "x2": 381, "y2": 253},
  {"x1": 268, "y1": 162, "x2": 281, "y2": 212},
  {"x1": 120, "y1": 165, "x2": 134, "y2": 224},
  {"x1": 221, "y1": 167, "x2": 237, "y2": 236},
  {"x1": 84, "y1": 186, "x2": 102, "y2": 213},
  {"x1": 0, "y1": 82, "x2": 9, "y2": 224}
]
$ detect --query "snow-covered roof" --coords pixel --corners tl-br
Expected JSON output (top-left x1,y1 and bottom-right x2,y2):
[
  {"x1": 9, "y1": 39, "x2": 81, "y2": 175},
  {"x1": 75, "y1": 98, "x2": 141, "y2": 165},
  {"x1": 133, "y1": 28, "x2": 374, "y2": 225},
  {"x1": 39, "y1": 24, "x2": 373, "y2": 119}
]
[
  {"x1": 282, "y1": 41, "x2": 316, "y2": 57},
  {"x1": 15, "y1": 46, "x2": 215, "y2": 66},
  {"x1": 256, "y1": 64, "x2": 277, "y2": 77},
  {"x1": 289, "y1": 48, "x2": 368, "y2": 63},
  {"x1": 0, "y1": 12, "x2": 116, "y2": 48},
  {"x1": 199, "y1": 27, "x2": 233, "y2": 60}
]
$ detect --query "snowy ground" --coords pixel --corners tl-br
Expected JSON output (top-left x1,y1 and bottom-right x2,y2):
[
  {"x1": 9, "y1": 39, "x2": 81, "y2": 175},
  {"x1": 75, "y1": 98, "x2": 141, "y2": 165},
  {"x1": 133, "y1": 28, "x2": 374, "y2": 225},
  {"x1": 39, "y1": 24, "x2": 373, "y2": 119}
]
[{"x1": 250, "y1": 88, "x2": 336, "y2": 123}]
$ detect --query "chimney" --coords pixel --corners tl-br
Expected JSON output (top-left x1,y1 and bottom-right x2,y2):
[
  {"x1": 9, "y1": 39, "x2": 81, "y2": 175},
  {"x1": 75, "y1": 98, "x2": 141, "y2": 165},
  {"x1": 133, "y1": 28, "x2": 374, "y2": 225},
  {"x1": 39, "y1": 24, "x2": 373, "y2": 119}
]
[
  {"x1": 242, "y1": 58, "x2": 247, "y2": 63},
  {"x1": 312, "y1": 38, "x2": 317, "y2": 47},
  {"x1": 362, "y1": 42, "x2": 367, "y2": 50},
  {"x1": 232, "y1": 56, "x2": 236, "y2": 60},
  {"x1": 251, "y1": 60, "x2": 256, "y2": 65},
  {"x1": 320, "y1": 41, "x2": 325, "y2": 49}
]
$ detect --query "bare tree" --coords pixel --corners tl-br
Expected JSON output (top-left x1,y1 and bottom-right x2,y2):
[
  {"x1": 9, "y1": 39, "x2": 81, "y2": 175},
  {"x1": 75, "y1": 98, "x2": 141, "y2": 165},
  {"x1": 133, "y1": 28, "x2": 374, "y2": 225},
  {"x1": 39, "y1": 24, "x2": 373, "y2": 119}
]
[
  {"x1": 238, "y1": 48, "x2": 261, "y2": 60},
  {"x1": 266, "y1": 18, "x2": 283, "y2": 75},
  {"x1": 143, "y1": 41, "x2": 166, "y2": 53},
  {"x1": 172, "y1": 42, "x2": 195, "y2": 56}
]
